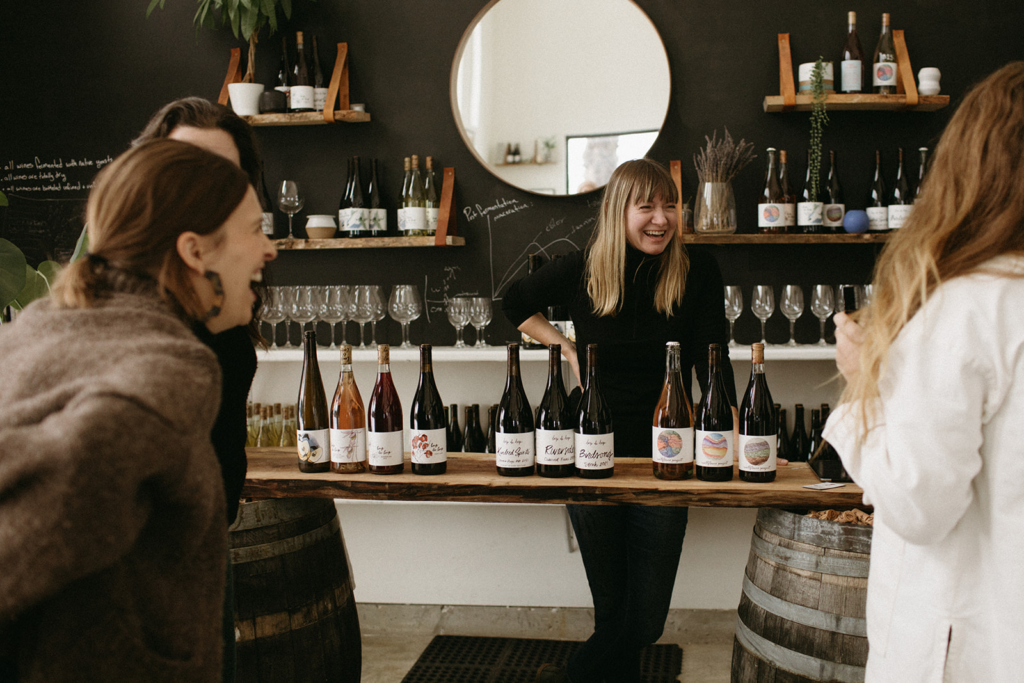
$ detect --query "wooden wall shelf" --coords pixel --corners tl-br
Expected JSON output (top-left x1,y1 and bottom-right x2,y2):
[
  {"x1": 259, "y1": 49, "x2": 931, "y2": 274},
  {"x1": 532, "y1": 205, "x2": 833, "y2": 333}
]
[
  {"x1": 763, "y1": 93, "x2": 948, "y2": 112},
  {"x1": 242, "y1": 110, "x2": 370, "y2": 126},
  {"x1": 680, "y1": 233, "x2": 888, "y2": 244},
  {"x1": 274, "y1": 235, "x2": 465, "y2": 250}
]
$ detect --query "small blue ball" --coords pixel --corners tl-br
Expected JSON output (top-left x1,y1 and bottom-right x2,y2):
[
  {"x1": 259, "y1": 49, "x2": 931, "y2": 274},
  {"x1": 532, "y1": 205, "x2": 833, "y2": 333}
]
[{"x1": 844, "y1": 210, "x2": 869, "y2": 233}]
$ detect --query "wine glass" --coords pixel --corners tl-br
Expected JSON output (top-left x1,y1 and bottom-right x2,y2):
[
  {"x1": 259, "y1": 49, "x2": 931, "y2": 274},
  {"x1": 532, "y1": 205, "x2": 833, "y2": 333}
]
[
  {"x1": 447, "y1": 298, "x2": 471, "y2": 348},
  {"x1": 723, "y1": 286, "x2": 743, "y2": 347},
  {"x1": 469, "y1": 297, "x2": 493, "y2": 348},
  {"x1": 319, "y1": 285, "x2": 347, "y2": 349},
  {"x1": 351, "y1": 285, "x2": 375, "y2": 349},
  {"x1": 260, "y1": 286, "x2": 288, "y2": 349},
  {"x1": 368, "y1": 285, "x2": 386, "y2": 345},
  {"x1": 290, "y1": 285, "x2": 320, "y2": 337},
  {"x1": 811, "y1": 284, "x2": 835, "y2": 346},
  {"x1": 862, "y1": 284, "x2": 873, "y2": 308},
  {"x1": 751, "y1": 285, "x2": 775, "y2": 345},
  {"x1": 280, "y1": 285, "x2": 299, "y2": 347},
  {"x1": 780, "y1": 285, "x2": 805, "y2": 347},
  {"x1": 388, "y1": 285, "x2": 422, "y2": 349},
  {"x1": 277, "y1": 180, "x2": 304, "y2": 238}
]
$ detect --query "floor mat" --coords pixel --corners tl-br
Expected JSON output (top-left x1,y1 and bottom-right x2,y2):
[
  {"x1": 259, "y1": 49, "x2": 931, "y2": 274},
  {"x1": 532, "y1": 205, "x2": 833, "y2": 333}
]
[{"x1": 401, "y1": 634, "x2": 682, "y2": 683}]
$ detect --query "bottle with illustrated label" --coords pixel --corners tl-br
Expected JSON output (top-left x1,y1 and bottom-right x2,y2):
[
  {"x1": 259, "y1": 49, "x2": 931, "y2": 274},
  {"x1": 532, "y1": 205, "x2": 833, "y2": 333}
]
[
  {"x1": 535, "y1": 344, "x2": 575, "y2": 478},
  {"x1": 447, "y1": 404, "x2": 464, "y2": 453},
  {"x1": 888, "y1": 147, "x2": 913, "y2": 230},
  {"x1": 521, "y1": 255, "x2": 546, "y2": 348},
  {"x1": 789, "y1": 403, "x2": 809, "y2": 463},
  {"x1": 778, "y1": 150, "x2": 796, "y2": 232},
  {"x1": 410, "y1": 345, "x2": 447, "y2": 475},
  {"x1": 346, "y1": 156, "x2": 369, "y2": 237},
  {"x1": 463, "y1": 404, "x2": 486, "y2": 453},
  {"x1": 486, "y1": 404, "x2": 497, "y2": 454},
  {"x1": 397, "y1": 157, "x2": 411, "y2": 234},
  {"x1": 495, "y1": 344, "x2": 535, "y2": 476},
  {"x1": 695, "y1": 343, "x2": 734, "y2": 481},
  {"x1": 652, "y1": 342, "x2": 694, "y2": 480},
  {"x1": 738, "y1": 343, "x2": 777, "y2": 483},
  {"x1": 275, "y1": 36, "x2": 291, "y2": 107},
  {"x1": 424, "y1": 156, "x2": 439, "y2": 235},
  {"x1": 839, "y1": 11, "x2": 865, "y2": 93},
  {"x1": 757, "y1": 148, "x2": 785, "y2": 234},
  {"x1": 575, "y1": 344, "x2": 614, "y2": 479},
  {"x1": 339, "y1": 158, "x2": 354, "y2": 237},
  {"x1": 867, "y1": 150, "x2": 888, "y2": 231},
  {"x1": 797, "y1": 149, "x2": 823, "y2": 233},
  {"x1": 914, "y1": 147, "x2": 929, "y2": 203},
  {"x1": 403, "y1": 155, "x2": 428, "y2": 236},
  {"x1": 260, "y1": 175, "x2": 275, "y2": 237},
  {"x1": 367, "y1": 344, "x2": 404, "y2": 474},
  {"x1": 872, "y1": 13, "x2": 897, "y2": 94},
  {"x1": 297, "y1": 330, "x2": 331, "y2": 473},
  {"x1": 368, "y1": 159, "x2": 387, "y2": 236},
  {"x1": 823, "y1": 150, "x2": 845, "y2": 232},
  {"x1": 311, "y1": 34, "x2": 328, "y2": 112},
  {"x1": 330, "y1": 344, "x2": 366, "y2": 474},
  {"x1": 290, "y1": 31, "x2": 314, "y2": 112}
]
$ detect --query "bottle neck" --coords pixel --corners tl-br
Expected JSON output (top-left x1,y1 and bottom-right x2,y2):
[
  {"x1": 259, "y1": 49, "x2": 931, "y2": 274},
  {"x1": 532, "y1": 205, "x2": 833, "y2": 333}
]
[
  {"x1": 507, "y1": 346, "x2": 521, "y2": 381},
  {"x1": 547, "y1": 348, "x2": 562, "y2": 387}
]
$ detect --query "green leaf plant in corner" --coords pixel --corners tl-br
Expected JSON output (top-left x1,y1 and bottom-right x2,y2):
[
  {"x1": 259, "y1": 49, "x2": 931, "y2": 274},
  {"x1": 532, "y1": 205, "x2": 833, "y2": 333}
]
[
  {"x1": 0, "y1": 238, "x2": 64, "y2": 324},
  {"x1": 808, "y1": 56, "x2": 830, "y2": 202}
]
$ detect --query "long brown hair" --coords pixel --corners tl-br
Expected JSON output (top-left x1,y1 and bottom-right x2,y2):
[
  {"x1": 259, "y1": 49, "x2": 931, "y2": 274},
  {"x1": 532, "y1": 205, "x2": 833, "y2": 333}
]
[
  {"x1": 53, "y1": 140, "x2": 250, "y2": 320},
  {"x1": 843, "y1": 61, "x2": 1024, "y2": 429}
]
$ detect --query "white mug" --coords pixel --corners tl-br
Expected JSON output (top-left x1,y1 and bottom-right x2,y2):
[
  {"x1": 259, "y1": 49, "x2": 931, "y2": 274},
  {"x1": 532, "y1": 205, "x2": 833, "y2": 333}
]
[{"x1": 918, "y1": 68, "x2": 941, "y2": 96}]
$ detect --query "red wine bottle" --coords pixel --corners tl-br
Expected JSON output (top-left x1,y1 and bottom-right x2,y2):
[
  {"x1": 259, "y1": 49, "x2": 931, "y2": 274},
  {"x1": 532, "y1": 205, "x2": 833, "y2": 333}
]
[
  {"x1": 330, "y1": 343, "x2": 366, "y2": 473},
  {"x1": 775, "y1": 404, "x2": 791, "y2": 462},
  {"x1": 789, "y1": 403, "x2": 809, "y2": 463},
  {"x1": 535, "y1": 344, "x2": 574, "y2": 478},
  {"x1": 839, "y1": 11, "x2": 865, "y2": 93},
  {"x1": 807, "y1": 408, "x2": 822, "y2": 461},
  {"x1": 297, "y1": 330, "x2": 330, "y2": 473},
  {"x1": 496, "y1": 343, "x2": 535, "y2": 477},
  {"x1": 410, "y1": 344, "x2": 447, "y2": 475},
  {"x1": 575, "y1": 344, "x2": 614, "y2": 479},
  {"x1": 652, "y1": 341, "x2": 694, "y2": 480},
  {"x1": 446, "y1": 404, "x2": 464, "y2": 452},
  {"x1": 367, "y1": 344, "x2": 404, "y2": 474},
  {"x1": 888, "y1": 147, "x2": 912, "y2": 230},
  {"x1": 738, "y1": 343, "x2": 777, "y2": 483},
  {"x1": 757, "y1": 148, "x2": 785, "y2": 234},
  {"x1": 463, "y1": 404, "x2": 486, "y2": 453},
  {"x1": 695, "y1": 343, "x2": 734, "y2": 482}
]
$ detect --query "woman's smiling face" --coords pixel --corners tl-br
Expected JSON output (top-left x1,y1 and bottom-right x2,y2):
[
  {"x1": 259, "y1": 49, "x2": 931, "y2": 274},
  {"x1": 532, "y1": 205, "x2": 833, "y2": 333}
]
[{"x1": 624, "y1": 194, "x2": 677, "y2": 255}]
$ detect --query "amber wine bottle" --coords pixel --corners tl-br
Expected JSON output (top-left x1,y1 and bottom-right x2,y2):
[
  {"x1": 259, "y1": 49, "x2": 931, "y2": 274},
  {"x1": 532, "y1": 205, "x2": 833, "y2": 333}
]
[
  {"x1": 410, "y1": 344, "x2": 447, "y2": 475},
  {"x1": 695, "y1": 344, "x2": 734, "y2": 482},
  {"x1": 652, "y1": 342, "x2": 694, "y2": 480},
  {"x1": 757, "y1": 148, "x2": 785, "y2": 234},
  {"x1": 575, "y1": 344, "x2": 614, "y2": 479},
  {"x1": 367, "y1": 344, "x2": 404, "y2": 474},
  {"x1": 535, "y1": 344, "x2": 574, "y2": 478},
  {"x1": 297, "y1": 330, "x2": 330, "y2": 473},
  {"x1": 495, "y1": 343, "x2": 535, "y2": 477},
  {"x1": 738, "y1": 343, "x2": 777, "y2": 483},
  {"x1": 330, "y1": 344, "x2": 366, "y2": 473},
  {"x1": 872, "y1": 13, "x2": 897, "y2": 94}
]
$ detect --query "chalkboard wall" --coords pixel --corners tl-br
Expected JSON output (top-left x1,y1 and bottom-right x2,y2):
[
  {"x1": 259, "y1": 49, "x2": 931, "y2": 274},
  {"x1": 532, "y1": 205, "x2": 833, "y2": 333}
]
[{"x1": 3, "y1": 0, "x2": 1022, "y2": 346}]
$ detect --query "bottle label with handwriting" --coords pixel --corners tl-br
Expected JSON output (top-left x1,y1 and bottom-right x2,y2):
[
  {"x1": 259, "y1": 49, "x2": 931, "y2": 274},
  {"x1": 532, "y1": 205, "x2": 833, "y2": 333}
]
[
  {"x1": 652, "y1": 426, "x2": 694, "y2": 464},
  {"x1": 695, "y1": 430, "x2": 733, "y2": 467},
  {"x1": 840, "y1": 60, "x2": 862, "y2": 92},
  {"x1": 314, "y1": 87, "x2": 329, "y2": 112},
  {"x1": 757, "y1": 203, "x2": 786, "y2": 229},
  {"x1": 411, "y1": 428, "x2": 447, "y2": 464},
  {"x1": 797, "y1": 202, "x2": 823, "y2": 226},
  {"x1": 866, "y1": 206, "x2": 889, "y2": 231},
  {"x1": 426, "y1": 207, "x2": 439, "y2": 234},
  {"x1": 536, "y1": 428, "x2": 575, "y2": 465},
  {"x1": 737, "y1": 434, "x2": 777, "y2": 472},
  {"x1": 290, "y1": 85, "x2": 315, "y2": 110},
  {"x1": 887, "y1": 204, "x2": 912, "y2": 229},
  {"x1": 367, "y1": 430, "x2": 404, "y2": 466},
  {"x1": 873, "y1": 62, "x2": 896, "y2": 87},
  {"x1": 782, "y1": 203, "x2": 796, "y2": 227},
  {"x1": 495, "y1": 431, "x2": 535, "y2": 468},
  {"x1": 403, "y1": 206, "x2": 427, "y2": 233},
  {"x1": 297, "y1": 429, "x2": 330, "y2": 464},
  {"x1": 368, "y1": 208, "x2": 387, "y2": 233},
  {"x1": 575, "y1": 432, "x2": 614, "y2": 470},
  {"x1": 330, "y1": 428, "x2": 366, "y2": 463},
  {"x1": 823, "y1": 204, "x2": 846, "y2": 228}
]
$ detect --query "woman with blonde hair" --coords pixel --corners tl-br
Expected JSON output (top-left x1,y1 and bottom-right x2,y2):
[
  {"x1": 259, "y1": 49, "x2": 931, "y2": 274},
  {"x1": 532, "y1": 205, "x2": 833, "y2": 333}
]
[
  {"x1": 826, "y1": 61, "x2": 1024, "y2": 682},
  {"x1": 503, "y1": 158, "x2": 737, "y2": 682},
  {"x1": 0, "y1": 139, "x2": 277, "y2": 682}
]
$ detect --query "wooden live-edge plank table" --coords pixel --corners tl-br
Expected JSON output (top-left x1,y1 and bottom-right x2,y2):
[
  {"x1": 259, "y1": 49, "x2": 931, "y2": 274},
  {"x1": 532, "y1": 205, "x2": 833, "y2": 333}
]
[{"x1": 244, "y1": 449, "x2": 867, "y2": 510}]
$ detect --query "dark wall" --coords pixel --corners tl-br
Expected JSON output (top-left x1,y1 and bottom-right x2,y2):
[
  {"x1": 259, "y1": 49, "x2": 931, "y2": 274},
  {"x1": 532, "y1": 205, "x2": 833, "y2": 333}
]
[{"x1": 3, "y1": 0, "x2": 1022, "y2": 346}]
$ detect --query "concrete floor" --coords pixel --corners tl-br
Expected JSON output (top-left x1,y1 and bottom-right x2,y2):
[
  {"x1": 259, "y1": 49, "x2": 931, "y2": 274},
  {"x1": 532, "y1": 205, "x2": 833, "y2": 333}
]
[{"x1": 357, "y1": 604, "x2": 736, "y2": 683}]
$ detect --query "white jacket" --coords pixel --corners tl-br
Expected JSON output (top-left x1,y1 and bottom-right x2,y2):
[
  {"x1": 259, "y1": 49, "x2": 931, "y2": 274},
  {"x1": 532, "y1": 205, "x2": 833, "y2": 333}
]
[{"x1": 825, "y1": 256, "x2": 1024, "y2": 683}]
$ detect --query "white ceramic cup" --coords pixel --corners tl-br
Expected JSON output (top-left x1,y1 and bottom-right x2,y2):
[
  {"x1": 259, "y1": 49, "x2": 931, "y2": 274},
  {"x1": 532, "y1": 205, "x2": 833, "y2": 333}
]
[
  {"x1": 918, "y1": 68, "x2": 941, "y2": 96},
  {"x1": 227, "y1": 83, "x2": 265, "y2": 116},
  {"x1": 305, "y1": 215, "x2": 337, "y2": 239}
]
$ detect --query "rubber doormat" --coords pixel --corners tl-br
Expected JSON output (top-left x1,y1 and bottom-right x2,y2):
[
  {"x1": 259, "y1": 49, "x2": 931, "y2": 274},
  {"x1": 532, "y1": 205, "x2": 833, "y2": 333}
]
[{"x1": 401, "y1": 635, "x2": 682, "y2": 683}]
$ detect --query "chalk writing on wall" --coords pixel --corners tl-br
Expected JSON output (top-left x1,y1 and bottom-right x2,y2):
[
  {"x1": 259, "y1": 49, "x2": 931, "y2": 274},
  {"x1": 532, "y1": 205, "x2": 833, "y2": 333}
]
[{"x1": 2, "y1": 155, "x2": 114, "y2": 195}]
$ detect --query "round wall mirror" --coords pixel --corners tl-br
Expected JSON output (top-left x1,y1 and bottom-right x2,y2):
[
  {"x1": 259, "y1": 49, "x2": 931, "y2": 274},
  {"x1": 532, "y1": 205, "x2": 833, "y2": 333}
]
[{"x1": 451, "y1": 0, "x2": 672, "y2": 196}]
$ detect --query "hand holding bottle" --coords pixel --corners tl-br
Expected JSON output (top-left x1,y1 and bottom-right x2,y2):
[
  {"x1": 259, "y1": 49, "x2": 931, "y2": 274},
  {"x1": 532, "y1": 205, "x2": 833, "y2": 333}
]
[{"x1": 833, "y1": 312, "x2": 864, "y2": 382}]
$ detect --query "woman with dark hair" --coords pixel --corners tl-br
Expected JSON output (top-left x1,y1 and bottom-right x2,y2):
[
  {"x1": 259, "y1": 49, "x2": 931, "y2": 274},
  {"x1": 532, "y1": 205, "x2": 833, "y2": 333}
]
[{"x1": 0, "y1": 139, "x2": 277, "y2": 682}]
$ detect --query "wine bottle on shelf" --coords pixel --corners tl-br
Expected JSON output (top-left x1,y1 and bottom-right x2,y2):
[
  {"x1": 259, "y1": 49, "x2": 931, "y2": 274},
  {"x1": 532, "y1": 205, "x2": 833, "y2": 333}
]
[
  {"x1": 346, "y1": 156, "x2": 369, "y2": 238},
  {"x1": 695, "y1": 343, "x2": 734, "y2": 482},
  {"x1": 778, "y1": 150, "x2": 796, "y2": 232},
  {"x1": 521, "y1": 254, "x2": 546, "y2": 349},
  {"x1": 738, "y1": 343, "x2": 777, "y2": 483},
  {"x1": 807, "y1": 408, "x2": 822, "y2": 461},
  {"x1": 281, "y1": 405, "x2": 298, "y2": 447},
  {"x1": 495, "y1": 344, "x2": 535, "y2": 476},
  {"x1": 260, "y1": 174, "x2": 275, "y2": 237},
  {"x1": 513, "y1": 143, "x2": 522, "y2": 163},
  {"x1": 339, "y1": 157, "x2": 354, "y2": 237},
  {"x1": 823, "y1": 150, "x2": 846, "y2": 232},
  {"x1": 888, "y1": 147, "x2": 913, "y2": 230},
  {"x1": 652, "y1": 341, "x2": 694, "y2": 480},
  {"x1": 397, "y1": 157, "x2": 411, "y2": 234},
  {"x1": 575, "y1": 344, "x2": 614, "y2": 479},
  {"x1": 403, "y1": 155, "x2": 428, "y2": 236},
  {"x1": 839, "y1": 11, "x2": 865, "y2": 93},
  {"x1": 447, "y1": 404, "x2": 464, "y2": 453},
  {"x1": 274, "y1": 402, "x2": 283, "y2": 435},
  {"x1": 867, "y1": 150, "x2": 888, "y2": 231},
  {"x1": 330, "y1": 344, "x2": 367, "y2": 473},
  {"x1": 776, "y1": 405, "x2": 791, "y2": 462},
  {"x1": 504, "y1": 143, "x2": 514, "y2": 165},
  {"x1": 245, "y1": 404, "x2": 256, "y2": 447},
  {"x1": 368, "y1": 159, "x2": 387, "y2": 236},
  {"x1": 424, "y1": 156, "x2": 440, "y2": 236},
  {"x1": 914, "y1": 147, "x2": 929, "y2": 203},
  {"x1": 311, "y1": 34, "x2": 328, "y2": 112},
  {"x1": 463, "y1": 404, "x2": 486, "y2": 452},
  {"x1": 410, "y1": 344, "x2": 447, "y2": 476},
  {"x1": 757, "y1": 148, "x2": 785, "y2": 235},
  {"x1": 257, "y1": 406, "x2": 274, "y2": 447},
  {"x1": 275, "y1": 36, "x2": 291, "y2": 108},
  {"x1": 797, "y1": 149, "x2": 823, "y2": 233},
  {"x1": 535, "y1": 344, "x2": 575, "y2": 478},
  {"x1": 872, "y1": 13, "x2": 897, "y2": 94},
  {"x1": 485, "y1": 405, "x2": 497, "y2": 454},
  {"x1": 297, "y1": 330, "x2": 330, "y2": 473},
  {"x1": 789, "y1": 403, "x2": 809, "y2": 463},
  {"x1": 367, "y1": 344, "x2": 404, "y2": 474},
  {"x1": 290, "y1": 31, "x2": 315, "y2": 112}
]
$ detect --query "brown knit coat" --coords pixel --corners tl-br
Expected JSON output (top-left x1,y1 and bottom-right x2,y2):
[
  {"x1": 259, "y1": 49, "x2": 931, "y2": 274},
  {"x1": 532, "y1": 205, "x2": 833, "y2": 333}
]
[{"x1": 0, "y1": 288, "x2": 226, "y2": 682}]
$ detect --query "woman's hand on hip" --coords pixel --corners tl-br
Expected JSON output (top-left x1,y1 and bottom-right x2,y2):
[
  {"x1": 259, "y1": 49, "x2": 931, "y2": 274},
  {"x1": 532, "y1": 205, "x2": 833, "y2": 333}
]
[{"x1": 833, "y1": 312, "x2": 864, "y2": 383}]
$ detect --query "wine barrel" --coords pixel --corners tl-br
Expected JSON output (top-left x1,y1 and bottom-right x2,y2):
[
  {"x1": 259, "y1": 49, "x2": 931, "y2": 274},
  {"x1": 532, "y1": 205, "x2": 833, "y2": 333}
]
[
  {"x1": 230, "y1": 498, "x2": 361, "y2": 683},
  {"x1": 731, "y1": 508, "x2": 871, "y2": 683}
]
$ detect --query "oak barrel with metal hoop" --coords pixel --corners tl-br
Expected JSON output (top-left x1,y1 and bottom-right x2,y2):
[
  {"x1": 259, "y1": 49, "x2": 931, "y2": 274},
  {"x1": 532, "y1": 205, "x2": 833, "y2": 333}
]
[
  {"x1": 731, "y1": 508, "x2": 872, "y2": 683},
  {"x1": 230, "y1": 498, "x2": 361, "y2": 682}
]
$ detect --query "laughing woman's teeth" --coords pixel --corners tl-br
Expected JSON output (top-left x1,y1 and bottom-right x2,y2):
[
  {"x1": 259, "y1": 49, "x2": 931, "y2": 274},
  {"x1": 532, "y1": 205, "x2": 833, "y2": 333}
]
[{"x1": 251, "y1": 272, "x2": 263, "y2": 283}]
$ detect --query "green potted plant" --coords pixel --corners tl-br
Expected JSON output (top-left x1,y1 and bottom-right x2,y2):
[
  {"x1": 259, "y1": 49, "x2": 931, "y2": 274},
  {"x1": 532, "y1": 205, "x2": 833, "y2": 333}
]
[
  {"x1": 808, "y1": 56, "x2": 830, "y2": 203},
  {"x1": 0, "y1": 237, "x2": 63, "y2": 324}
]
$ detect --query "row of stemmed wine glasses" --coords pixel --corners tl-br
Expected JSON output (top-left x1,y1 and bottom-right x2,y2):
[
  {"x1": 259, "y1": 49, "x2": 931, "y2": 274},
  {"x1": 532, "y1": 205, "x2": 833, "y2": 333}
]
[
  {"x1": 445, "y1": 297, "x2": 493, "y2": 348},
  {"x1": 723, "y1": 284, "x2": 870, "y2": 346}
]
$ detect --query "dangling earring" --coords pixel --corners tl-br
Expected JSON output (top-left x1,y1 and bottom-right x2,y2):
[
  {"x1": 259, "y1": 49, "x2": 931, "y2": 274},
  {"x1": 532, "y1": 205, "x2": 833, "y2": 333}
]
[{"x1": 198, "y1": 270, "x2": 225, "y2": 322}]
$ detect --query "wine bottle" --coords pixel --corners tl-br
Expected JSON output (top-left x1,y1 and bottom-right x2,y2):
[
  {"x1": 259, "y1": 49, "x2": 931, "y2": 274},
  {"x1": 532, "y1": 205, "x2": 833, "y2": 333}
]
[
  {"x1": 282, "y1": 405, "x2": 298, "y2": 448},
  {"x1": 346, "y1": 156, "x2": 369, "y2": 238},
  {"x1": 368, "y1": 159, "x2": 387, "y2": 236},
  {"x1": 257, "y1": 406, "x2": 274, "y2": 447},
  {"x1": 821, "y1": 403, "x2": 831, "y2": 424},
  {"x1": 789, "y1": 403, "x2": 809, "y2": 463},
  {"x1": 447, "y1": 404, "x2": 464, "y2": 453},
  {"x1": 914, "y1": 147, "x2": 929, "y2": 203},
  {"x1": 410, "y1": 344, "x2": 447, "y2": 476},
  {"x1": 888, "y1": 147, "x2": 913, "y2": 230},
  {"x1": 367, "y1": 344, "x2": 404, "y2": 474},
  {"x1": 404, "y1": 155, "x2": 428, "y2": 237},
  {"x1": 521, "y1": 254, "x2": 546, "y2": 349},
  {"x1": 260, "y1": 175, "x2": 275, "y2": 237},
  {"x1": 807, "y1": 408, "x2": 822, "y2": 461},
  {"x1": 778, "y1": 150, "x2": 796, "y2": 232},
  {"x1": 797, "y1": 149, "x2": 823, "y2": 233},
  {"x1": 311, "y1": 34, "x2": 328, "y2": 112},
  {"x1": 872, "y1": 13, "x2": 897, "y2": 94},
  {"x1": 504, "y1": 143, "x2": 514, "y2": 165},
  {"x1": 424, "y1": 156, "x2": 439, "y2": 236},
  {"x1": 821, "y1": 150, "x2": 845, "y2": 232},
  {"x1": 397, "y1": 157, "x2": 411, "y2": 234},
  {"x1": 575, "y1": 344, "x2": 614, "y2": 479},
  {"x1": 339, "y1": 157, "x2": 354, "y2": 237},
  {"x1": 695, "y1": 343, "x2": 734, "y2": 482},
  {"x1": 513, "y1": 143, "x2": 522, "y2": 163},
  {"x1": 485, "y1": 405, "x2": 497, "y2": 454},
  {"x1": 535, "y1": 344, "x2": 575, "y2": 478},
  {"x1": 776, "y1": 405, "x2": 791, "y2": 462},
  {"x1": 738, "y1": 343, "x2": 777, "y2": 483},
  {"x1": 463, "y1": 404, "x2": 486, "y2": 453},
  {"x1": 296, "y1": 330, "x2": 330, "y2": 473},
  {"x1": 757, "y1": 148, "x2": 785, "y2": 234},
  {"x1": 330, "y1": 344, "x2": 367, "y2": 473},
  {"x1": 290, "y1": 31, "x2": 315, "y2": 112},
  {"x1": 839, "y1": 11, "x2": 865, "y2": 93},
  {"x1": 652, "y1": 342, "x2": 694, "y2": 480},
  {"x1": 275, "y1": 36, "x2": 291, "y2": 108},
  {"x1": 245, "y1": 404, "x2": 256, "y2": 447},
  {"x1": 495, "y1": 344, "x2": 535, "y2": 476},
  {"x1": 867, "y1": 150, "x2": 888, "y2": 232}
]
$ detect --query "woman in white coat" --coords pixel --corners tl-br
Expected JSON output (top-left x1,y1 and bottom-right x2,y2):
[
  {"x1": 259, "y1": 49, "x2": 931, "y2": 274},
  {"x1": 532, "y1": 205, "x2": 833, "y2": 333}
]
[{"x1": 826, "y1": 61, "x2": 1024, "y2": 683}]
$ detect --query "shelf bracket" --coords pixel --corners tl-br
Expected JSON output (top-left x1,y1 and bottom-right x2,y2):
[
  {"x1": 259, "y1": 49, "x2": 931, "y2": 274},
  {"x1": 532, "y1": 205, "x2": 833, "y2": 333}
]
[
  {"x1": 435, "y1": 167, "x2": 457, "y2": 246},
  {"x1": 892, "y1": 30, "x2": 918, "y2": 107},
  {"x1": 670, "y1": 160, "x2": 690, "y2": 234},
  {"x1": 218, "y1": 47, "x2": 243, "y2": 107},
  {"x1": 778, "y1": 34, "x2": 796, "y2": 110},
  {"x1": 323, "y1": 42, "x2": 351, "y2": 124}
]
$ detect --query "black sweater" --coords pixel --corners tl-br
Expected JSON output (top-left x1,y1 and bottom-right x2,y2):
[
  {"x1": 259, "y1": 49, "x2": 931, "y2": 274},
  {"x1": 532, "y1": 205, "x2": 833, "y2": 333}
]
[{"x1": 502, "y1": 246, "x2": 737, "y2": 457}]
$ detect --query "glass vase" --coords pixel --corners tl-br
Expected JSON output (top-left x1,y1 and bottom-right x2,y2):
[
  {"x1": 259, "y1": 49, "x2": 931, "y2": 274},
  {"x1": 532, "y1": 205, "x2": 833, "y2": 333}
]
[{"x1": 695, "y1": 181, "x2": 737, "y2": 234}]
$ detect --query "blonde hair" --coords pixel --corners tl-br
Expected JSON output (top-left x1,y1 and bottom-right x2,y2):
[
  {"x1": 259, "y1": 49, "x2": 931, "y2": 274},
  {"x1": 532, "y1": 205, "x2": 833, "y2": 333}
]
[
  {"x1": 842, "y1": 62, "x2": 1024, "y2": 430},
  {"x1": 53, "y1": 139, "x2": 249, "y2": 320},
  {"x1": 585, "y1": 158, "x2": 688, "y2": 317}
]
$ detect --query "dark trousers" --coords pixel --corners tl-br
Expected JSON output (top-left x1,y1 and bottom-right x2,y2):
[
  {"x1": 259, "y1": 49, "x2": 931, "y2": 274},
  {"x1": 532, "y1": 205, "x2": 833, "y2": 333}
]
[
  {"x1": 565, "y1": 504, "x2": 689, "y2": 683},
  {"x1": 223, "y1": 549, "x2": 236, "y2": 683}
]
